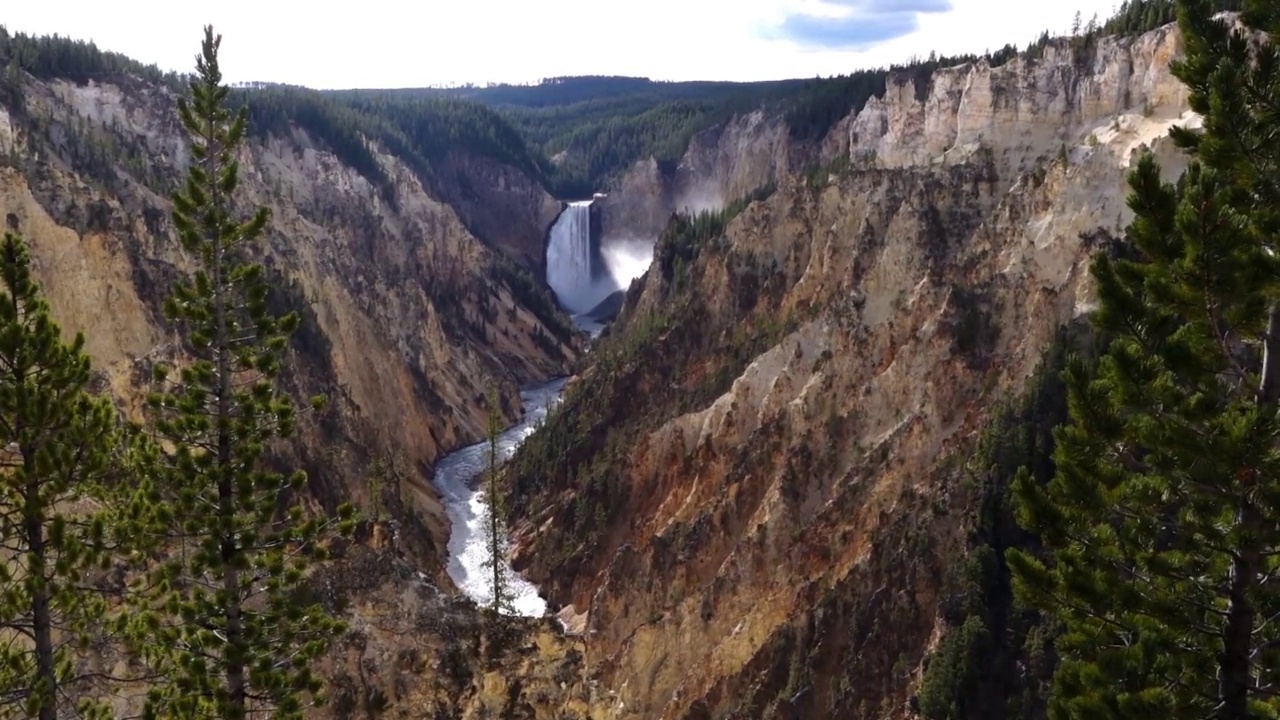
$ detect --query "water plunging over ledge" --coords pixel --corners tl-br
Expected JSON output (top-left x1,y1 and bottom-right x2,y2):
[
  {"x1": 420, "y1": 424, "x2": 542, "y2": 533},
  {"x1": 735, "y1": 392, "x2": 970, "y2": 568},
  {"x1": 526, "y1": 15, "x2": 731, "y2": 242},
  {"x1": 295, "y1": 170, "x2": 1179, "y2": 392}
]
[
  {"x1": 545, "y1": 199, "x2": 654, "y2": 327},
  {"x1": 432, "y1": 379, "x2": 566, "y2": 616}
]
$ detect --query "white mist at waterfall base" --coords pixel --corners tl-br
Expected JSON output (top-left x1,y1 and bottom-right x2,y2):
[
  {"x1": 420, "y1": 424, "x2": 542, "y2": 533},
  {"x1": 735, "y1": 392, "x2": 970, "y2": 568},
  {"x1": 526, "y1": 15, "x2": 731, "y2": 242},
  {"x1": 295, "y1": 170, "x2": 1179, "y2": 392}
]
[
  {"x1": 600, "y1": 238, "x2": 654, "y2": 290},
  {"x1": 432, "y1": 379, "x2": 566, "y2": 617},
  {"x1": 546, "y1": 201, "x2": 654, "y2": 318}
]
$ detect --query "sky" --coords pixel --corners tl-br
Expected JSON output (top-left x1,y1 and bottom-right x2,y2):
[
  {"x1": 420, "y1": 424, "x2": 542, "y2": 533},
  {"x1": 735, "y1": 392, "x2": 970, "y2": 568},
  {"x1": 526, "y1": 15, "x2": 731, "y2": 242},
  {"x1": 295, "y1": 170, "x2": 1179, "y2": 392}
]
[{"x1": 4, "y1": 0, "x2": 1123, "y2": 89}]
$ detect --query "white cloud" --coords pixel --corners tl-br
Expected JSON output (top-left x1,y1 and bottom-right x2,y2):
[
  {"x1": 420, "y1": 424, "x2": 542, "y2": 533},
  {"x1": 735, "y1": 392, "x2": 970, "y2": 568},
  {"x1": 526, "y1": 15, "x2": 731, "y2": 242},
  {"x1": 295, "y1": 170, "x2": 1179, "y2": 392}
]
[{"x1": 3, "y1": 0, "x2": 1126, "y2": 88}]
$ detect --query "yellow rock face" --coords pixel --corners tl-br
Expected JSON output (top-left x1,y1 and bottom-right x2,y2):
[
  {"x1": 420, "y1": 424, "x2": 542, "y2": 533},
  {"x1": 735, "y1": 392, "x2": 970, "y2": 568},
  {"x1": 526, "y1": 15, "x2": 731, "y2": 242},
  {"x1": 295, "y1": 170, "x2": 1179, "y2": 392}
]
[{"x1": 0, "y1": 67, "x2": 600, "y2": 719}]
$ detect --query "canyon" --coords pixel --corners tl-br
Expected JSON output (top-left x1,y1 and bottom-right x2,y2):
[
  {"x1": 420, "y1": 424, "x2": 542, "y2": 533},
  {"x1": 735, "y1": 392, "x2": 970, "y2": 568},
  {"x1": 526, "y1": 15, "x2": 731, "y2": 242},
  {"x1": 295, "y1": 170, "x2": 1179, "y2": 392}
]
[
  {"x1": 0, "y1": 16, "x2": 1204, "y2": 720},
  {"x1": 0, "y1": 69, "x2": 584, "y2": 584},
  {"x1": 508, "y1": 19, "x2": 1197, "y2": 720}
]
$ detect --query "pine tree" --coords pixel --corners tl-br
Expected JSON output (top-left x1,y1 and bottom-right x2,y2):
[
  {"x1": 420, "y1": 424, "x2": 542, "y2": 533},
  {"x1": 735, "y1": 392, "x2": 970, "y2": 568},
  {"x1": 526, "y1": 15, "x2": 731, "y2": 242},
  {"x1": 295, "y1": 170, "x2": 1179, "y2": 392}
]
[
  {"x1": 1008, "y1": 2, "x2": 1280, "y2": 718},
  {"x1": 0, "y1": 58, "x2": 22, "y2": 107},
  {"x1": 482, "y1": 390, "x2": 512, "y2": 614},
  {"x1": 134, "y1": 27, "x2": 352, "y2": 720},
  {"x1": 0, "y1": 232, "x2": 116, "y2": 720}
]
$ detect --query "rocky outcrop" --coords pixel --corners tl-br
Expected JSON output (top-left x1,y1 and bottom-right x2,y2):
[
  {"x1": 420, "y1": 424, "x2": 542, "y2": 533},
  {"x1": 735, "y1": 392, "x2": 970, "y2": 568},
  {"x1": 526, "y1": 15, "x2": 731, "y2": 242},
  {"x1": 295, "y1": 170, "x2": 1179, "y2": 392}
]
[
  {"x1": 594, "y1": 158, "x2": 673, "y2": 248},
  {"x1": 833, "y1": 23, "x2": 1187, "y2": 180},
  {"x1": 669, "y1": 110, "x2": 795, "y2": 215},
  {"x1": 507, "y1": 22, "x2": 1199, "y2": 720},
  {"x1": 305, "y1": 527, "x2": 609, "y2": 720},
  {"x1": 0, "y1": 72, "x2": 583, "y2": 580}
]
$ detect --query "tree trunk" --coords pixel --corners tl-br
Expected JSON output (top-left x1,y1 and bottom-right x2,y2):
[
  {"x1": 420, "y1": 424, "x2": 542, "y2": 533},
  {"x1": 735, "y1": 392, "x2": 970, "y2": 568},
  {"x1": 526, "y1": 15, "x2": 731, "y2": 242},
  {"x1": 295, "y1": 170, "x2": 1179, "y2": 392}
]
[
  {"x1": 489, "y1": 426, "x2": 502, "y2": 613},
  {"x1": 1220, "y1": 501, "x2": 1260, "y2": 720},
  {"x1": 1222, "y1": 303, "x2": 1280, "y2": 719},
  {"x1": 208, "y1": 124, "x2": 246, "y2": 714},
  {"x1": 26, "y1": 476, "x2": 56, "y2": 720},
  {"x1": 14, "y1": 271, "x2": 55, "y2": 720},
  {"x1": 221, "y1": 495, "x2": 245, "y2": 715},
  {"x1": 1260, "y1": 305, "x2": 1280, "y2": 407}
]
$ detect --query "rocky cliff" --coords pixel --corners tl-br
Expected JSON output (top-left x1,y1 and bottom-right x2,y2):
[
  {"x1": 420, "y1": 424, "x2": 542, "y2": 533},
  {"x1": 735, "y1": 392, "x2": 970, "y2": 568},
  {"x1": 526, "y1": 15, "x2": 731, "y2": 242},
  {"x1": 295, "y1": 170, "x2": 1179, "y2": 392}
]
[
  {"x1": 595, "y1": 111, "x2": 797, "y2": 247},
  {"x1": 832, "y1": 23, "x2": 1189, "y2": 180},
  {"x1": 507, "y1": 23, "x2": 1197, "y2": 720},
  {"x1": 0, "y1": 69, "x2": 582, "y2": 576},
  {"x1": 598, "y1": 23, "x2": 1188, "y2": 251},
  {"x1": 433, "y1": 150, "x2": 565, "y2": 276}
]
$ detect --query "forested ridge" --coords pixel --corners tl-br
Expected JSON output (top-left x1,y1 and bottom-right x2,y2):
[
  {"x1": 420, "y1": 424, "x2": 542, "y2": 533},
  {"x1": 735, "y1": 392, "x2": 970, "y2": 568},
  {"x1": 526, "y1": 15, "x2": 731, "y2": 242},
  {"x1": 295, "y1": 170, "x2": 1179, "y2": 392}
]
[
  {"x1": 1, "y1": 2, "x2": 1233, "y2": 203},
  {"x1": 0, "y1": 28, "x2": 556, "y2": 202},
  {"x1": 0, "y1": 25, "x2": 183, "y2": 88},
  {"x1": 237, "y1": 85, "x2": 559, "y2": 200}
]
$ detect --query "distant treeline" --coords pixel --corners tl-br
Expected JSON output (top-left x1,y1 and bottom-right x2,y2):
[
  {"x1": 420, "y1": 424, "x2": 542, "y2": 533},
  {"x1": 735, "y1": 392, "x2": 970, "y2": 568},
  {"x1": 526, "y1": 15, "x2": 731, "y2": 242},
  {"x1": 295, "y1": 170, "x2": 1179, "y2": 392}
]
[
  {"x1": 0, "y1": 1, "x2": 1240, "y2": 200},
  {"x1": 337, "y1": 78, "x2": 811, "y2": 196},
  {"x1": 239, "y1": 86, "x2": 558, "y2": 200},
  {"x1": 0, "y1": 25, "x2": 183, "y2": 88},
  {"x1": 422, "y1": 75, "x2": 802, "y2": 110}
]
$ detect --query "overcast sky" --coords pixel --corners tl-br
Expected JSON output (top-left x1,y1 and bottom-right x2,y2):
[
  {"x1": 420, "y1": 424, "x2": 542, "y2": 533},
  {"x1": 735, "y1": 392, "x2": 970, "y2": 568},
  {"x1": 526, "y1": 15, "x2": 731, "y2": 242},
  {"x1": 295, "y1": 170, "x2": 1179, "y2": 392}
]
[{"x1": 5, "y1": 0, "x2": 1123, "y2": 89}]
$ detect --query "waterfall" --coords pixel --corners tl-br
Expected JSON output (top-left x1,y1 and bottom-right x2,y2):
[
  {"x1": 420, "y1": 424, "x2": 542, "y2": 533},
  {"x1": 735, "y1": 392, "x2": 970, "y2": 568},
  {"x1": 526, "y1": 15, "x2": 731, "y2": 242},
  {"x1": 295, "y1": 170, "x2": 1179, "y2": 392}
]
[
  {"x1": 546, "y1": 201, "x2": 597, "y2": 315},
  {"x1": 546, "y1": 198, "x2": 656, "y2": 331}
]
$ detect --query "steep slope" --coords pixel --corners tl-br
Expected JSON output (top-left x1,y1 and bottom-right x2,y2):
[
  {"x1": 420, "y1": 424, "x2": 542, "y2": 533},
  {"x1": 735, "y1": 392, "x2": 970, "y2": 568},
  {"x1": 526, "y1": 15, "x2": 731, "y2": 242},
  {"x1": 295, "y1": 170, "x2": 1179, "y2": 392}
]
[
  {"x1": 595, "y1": 110, "x2": 797, "y2": 247},
  {"x1": 303, "y1": 524, "x2": 605, "y2": 720},
  {"x1": 432, "y1": 150, "x2": 565, "y2": 276},
  {"x1": 507, "y1": 23, "x2": 1196, "y2": 720},
  {"x1": 0, "y1": 69, "x2": 583, "y2": 575}
]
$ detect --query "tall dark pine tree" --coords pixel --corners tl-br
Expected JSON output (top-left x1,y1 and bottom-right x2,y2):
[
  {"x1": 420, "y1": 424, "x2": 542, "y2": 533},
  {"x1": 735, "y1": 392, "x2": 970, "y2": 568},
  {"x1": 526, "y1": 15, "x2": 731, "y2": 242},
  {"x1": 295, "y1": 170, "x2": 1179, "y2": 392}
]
[
  {"x1": 1009, "y1": 2, "x2": 1280, "y2": 718},
  {"x1": 482, "y1": 390, "x2": 513, "y2": 615},
  {"x1": 0, "y1": 232, "x2": 115, "y2": 720},
  {"x1": 135, "y1": 27, "x2": 350, "y2": 720}
]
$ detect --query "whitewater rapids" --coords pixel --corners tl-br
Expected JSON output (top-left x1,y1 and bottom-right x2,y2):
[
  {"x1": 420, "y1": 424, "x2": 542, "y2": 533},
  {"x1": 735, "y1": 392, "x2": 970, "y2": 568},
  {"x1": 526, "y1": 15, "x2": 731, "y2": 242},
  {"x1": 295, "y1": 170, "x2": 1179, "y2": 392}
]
[{"x1": 432, "y1": 379, "x2": 566, "y2": 616}]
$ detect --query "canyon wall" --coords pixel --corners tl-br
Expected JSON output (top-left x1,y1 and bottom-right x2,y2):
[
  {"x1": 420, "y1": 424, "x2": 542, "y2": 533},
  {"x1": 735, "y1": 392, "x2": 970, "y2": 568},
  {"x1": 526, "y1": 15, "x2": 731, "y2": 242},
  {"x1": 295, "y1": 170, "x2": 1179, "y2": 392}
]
[
  {"x1": 594, "y1": 111, "x2": 796, "y2": 247},
  {"x1": 0, "y1": 19, "x2": 1208, "y2": 720},
  {"x1": 0, "y1": 71, "x2": 582, "y2": 577},
  {"x1": 508, "y1": 23, "x2": 1197, "y2": 720},
  {"x1": 598, "y1": 23, "x2": 1188, "y2": 251},
  {"x1": 831, "y1": 22, "x2": 1189, "y2": 178},
  {"x1": 433, "y1": 150, "x2": 565, "y2": 276}
]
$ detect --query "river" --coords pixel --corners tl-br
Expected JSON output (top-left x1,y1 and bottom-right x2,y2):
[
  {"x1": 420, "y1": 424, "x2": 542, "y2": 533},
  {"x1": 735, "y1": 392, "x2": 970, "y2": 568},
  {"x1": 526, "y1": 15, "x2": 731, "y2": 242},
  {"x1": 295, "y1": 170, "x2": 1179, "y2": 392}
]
[{"x1": 431, "y1": 377, "x2": 567, "y2": 616}]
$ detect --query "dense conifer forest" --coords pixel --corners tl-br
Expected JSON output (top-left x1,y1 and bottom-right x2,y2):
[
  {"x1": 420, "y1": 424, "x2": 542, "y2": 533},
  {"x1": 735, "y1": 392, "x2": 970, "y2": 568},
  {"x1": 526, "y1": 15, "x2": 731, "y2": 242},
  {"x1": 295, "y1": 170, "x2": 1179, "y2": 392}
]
[{"x1": 1103, "y1": 0, "x2": 1243, "y2": 35}]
